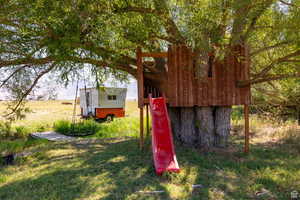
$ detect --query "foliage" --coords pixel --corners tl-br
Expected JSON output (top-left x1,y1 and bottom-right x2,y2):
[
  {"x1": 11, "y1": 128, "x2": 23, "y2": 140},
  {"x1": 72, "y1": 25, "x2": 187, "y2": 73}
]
[
  {"x1": 0, "y1": 121, "x2": 12, "y2": 138},
  {"x1": 231, "y1": 106, "x2": 244, "y2": 123},
  {"x1": 0, "y1": 138, "x2": 48, "y2": 155},
  {"x1": 54, "y1": 119, "x2": 100, "y2": 136},
  {"x1": 0, "y1": 121, "x2": 31, "y2": 139},
  {"x1": 0, "y1": 0, "x2": 299, "y2": 118},
  {"x1": 92, "y1": 117, "x2": 140, "y2": 138},
  {"x1": 53, "y1": 117, "x2": 140, "y2": 138}
]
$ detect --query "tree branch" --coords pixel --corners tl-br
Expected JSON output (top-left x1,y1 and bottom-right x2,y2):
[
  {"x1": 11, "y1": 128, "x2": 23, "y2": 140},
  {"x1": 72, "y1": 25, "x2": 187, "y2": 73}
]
[
  {"x1": 0, "y1": 57, "x2": 53, "y2": 68},
  {"x1": 279, "y1": 0, "x2": 300, "y2": 8},
  {"x1": 115, "y1": 1, "x2": 185, "y2": 44},
  {"x1": 250, "y1": 40, "x2": 292, "y2": 56},
  {"x1": 65, "y1": 56, "x2": 138, "y2": 78},
  {"x1": 0, "y1": 65, "x2": 28, "y2": 88},
  {"x1": 254, "y1": 49, "x2": 300, "y2": 78},
  {"x1": 238, "y1": 72, "x2": 300, "y2": 87},
  {"x1": 4, "y1": 63, "x2": 56, "y2": 117}
]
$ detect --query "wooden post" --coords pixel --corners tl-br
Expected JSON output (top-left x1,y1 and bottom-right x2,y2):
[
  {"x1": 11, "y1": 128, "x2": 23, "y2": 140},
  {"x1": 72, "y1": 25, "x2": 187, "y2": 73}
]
[
  {"x1": 146, "y1": 104, "x2": 150, "y2": 137},
  {"x1": 140, "y1": 107, "x2": 144, "y2": 150},
  {"x1": 136, "y1": 47, "x2": 143, "y2": 108},
  {"x1": 137, "y1": 47, "x2": 144, "y2": 150},
  {"x1": 244, "y1": 104, "x2": 250, "y2": 153},
  {"x1": 297, "y1": 106, "x2": 300, "y2": 126}
]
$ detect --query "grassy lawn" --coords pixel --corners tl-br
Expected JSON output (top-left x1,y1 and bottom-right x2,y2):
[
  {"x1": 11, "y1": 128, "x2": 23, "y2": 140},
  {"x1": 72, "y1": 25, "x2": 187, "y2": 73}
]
[
  {"x1": 0, "y1": 132, "x2": 299, "y2": 200},
  {"x1": 0, "y1": 100, "x2": 300, "y2": 199},
  {"x1": 0, "y1": 100, "x2": 140, "y2": 155}
]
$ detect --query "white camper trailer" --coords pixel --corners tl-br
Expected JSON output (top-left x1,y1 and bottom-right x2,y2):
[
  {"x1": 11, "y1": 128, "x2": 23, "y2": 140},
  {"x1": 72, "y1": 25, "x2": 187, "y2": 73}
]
[{"x1": 80, "y1": 87, "x2": 127, "y2": 121}]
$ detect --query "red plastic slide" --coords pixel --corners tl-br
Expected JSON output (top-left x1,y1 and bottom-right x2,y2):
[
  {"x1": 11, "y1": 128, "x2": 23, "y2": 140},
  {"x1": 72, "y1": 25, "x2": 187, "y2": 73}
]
[{"x1": 149, "y1": 96, "x2": 180, "y2": 175}]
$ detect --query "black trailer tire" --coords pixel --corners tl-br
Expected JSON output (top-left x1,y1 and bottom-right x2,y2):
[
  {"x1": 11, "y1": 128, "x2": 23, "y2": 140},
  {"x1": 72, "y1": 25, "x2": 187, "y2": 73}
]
[{"x1": 106, "y1": 115, "x2": 114, "y2": 122}]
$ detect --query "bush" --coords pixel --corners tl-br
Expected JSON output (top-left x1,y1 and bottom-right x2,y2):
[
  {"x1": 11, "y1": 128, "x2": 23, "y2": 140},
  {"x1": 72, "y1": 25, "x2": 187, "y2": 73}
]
[
  {"x1": 53, "y1": 120, "x2": 71, "y2": 135},
  {"x1": 0, "y1": 122, "x2": 31, "y2": 139},
  {"x1": 0, "y1": 121, "x2": 13, "y2": 138},
  {"x1": 14, "y1": 126, "x2": 30, "y2": 138},
  {"x1": 231, "y1": 106, "x2": 244, "y2": 122},
  {"x1": 54, "y1": 120, "x2": 100, "y2": 136}
]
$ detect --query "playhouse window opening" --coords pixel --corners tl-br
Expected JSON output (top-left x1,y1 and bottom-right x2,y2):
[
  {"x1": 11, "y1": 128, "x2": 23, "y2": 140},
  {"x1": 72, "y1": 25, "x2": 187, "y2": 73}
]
[
  {"x1": 208, "y1": 64, "x2": 213, "y2": 77},
  {"x1": 208, "y1": 56, "x2": 214, "y2": 78},
  {"x1": 108, "y1": 95, "x2": 117, "y2": 100}
]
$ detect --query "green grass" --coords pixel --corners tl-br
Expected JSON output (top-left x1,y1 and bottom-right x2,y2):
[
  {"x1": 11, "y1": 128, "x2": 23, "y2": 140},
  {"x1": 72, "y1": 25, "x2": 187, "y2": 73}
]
[
  {"x1": 54, "y1": 119, "x2": 100, "y2": 136},
  {"x1": 0, "y1": 138, "x2": 49, "y2": 155},
  {"x1": 91, "y1": 117, "x2": 140, "y2": 138},
  {"x1": 0, "y1": 133, "x2": 299, "y2": 200},
  {"x1": 0, "y1": 100, "x2": 139, "y2": 155},
  {"x1": 53, "y1": 117, "x2": 140, "y2": 138},
  {"x1": 0, "y1": 100, "x2": 300, "y2": 199}
]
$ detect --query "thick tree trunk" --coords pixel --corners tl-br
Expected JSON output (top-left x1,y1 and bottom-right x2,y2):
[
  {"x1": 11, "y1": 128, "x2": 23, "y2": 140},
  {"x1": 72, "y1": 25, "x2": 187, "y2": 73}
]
[
  {"x1": 168, "y1": 106, "x2": 232, "y2": 150},
  {"x1": 168, "y1": 107, "x2": 181, "y2": 141},
  {"x1": 215, "y1": 106, "x2": 232, "y2": 148},
  {"x1": 179, "y1": 108, "x2": 198, "y2": 146},
  {"x1": 195, "y1": 107, "x2": 215, "y2": 149}
]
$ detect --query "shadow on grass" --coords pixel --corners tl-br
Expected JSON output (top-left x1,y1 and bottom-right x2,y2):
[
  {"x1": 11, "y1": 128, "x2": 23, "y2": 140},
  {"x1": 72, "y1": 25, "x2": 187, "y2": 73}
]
[
  {"x1": 176, "y1": 139, "x2": 300, "y2": 200},
  {"x1": 0, "y1": 136, "x2": 299, "y2": 200},
  {"x1": 0, "y1": 138, "x2": 173, "y2": 200}
]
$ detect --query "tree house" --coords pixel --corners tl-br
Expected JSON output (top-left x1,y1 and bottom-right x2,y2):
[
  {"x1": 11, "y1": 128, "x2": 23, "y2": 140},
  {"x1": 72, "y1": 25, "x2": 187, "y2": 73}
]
[{"x1": 137, "y1": 44, "x2": 251, "y2": 152}]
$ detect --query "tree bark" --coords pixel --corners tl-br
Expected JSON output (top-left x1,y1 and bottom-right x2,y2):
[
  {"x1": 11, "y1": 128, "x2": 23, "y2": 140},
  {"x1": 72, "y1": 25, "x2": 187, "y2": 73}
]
[
  {"x1": 167, "y1": 106, "x2": 232, "y2": 150},
  {"x1": 179, "y1": 107, "x2": 198, "y2": 147},
  {"x1": 195, "y1": 106, "x2": 215, "y2": 149},
  {"x1": 168, "y1": 107, "x2": 181, "y2": 142},
  {"x1": 215, "y1": 106, "x2": 232, "y2": 148}
]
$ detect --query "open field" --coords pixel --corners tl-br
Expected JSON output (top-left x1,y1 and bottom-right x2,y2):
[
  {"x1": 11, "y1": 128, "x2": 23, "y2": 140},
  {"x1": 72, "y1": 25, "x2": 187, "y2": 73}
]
[
  {"x1": 0, "y1": 101, "x2": 300, "y2": 199},
  {"x1": 0, "y1": 100, "x2": 139, "y2": 133}
]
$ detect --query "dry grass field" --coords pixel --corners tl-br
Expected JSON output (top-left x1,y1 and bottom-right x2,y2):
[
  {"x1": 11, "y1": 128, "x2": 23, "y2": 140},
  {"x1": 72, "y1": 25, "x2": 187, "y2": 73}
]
[{"x1": 0, "y1": 100, "x2": 139, "y2": 132}]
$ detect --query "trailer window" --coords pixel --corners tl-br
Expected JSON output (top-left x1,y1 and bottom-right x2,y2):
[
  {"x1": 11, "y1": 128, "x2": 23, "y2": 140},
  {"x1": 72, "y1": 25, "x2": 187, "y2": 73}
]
[{"x1": 108, "y1": 95, "x2": 117, "y2": 100}]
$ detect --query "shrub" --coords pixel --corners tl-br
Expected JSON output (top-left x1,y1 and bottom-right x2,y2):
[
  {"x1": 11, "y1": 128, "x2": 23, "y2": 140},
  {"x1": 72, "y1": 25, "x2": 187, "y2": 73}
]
[
  {"x1": 0, "y1": 121, "x2": 13, "y2": 139},
  {"x1": 53, "y1": 120, "x2": 71, "y2": 135},
  {"x1": 231, "y1": 106, "x2": 244, "y2": 122},
  {"x1": 54, "y1": 120, "x2": 100, "y2": 136},
  {"x1": 14, "y1": 126, "x2": 30, "y2": 138}
]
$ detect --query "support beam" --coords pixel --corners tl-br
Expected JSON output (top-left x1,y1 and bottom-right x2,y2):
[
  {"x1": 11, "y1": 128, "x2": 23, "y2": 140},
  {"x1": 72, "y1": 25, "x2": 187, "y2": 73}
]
[
  {"x1": 137, "y1": 47, "x2": 144, "y2": 108},
  {"x1": 297, "y1": 107, "x2": 300, "y2": 126},
  {"x1": 146, "y1": 104, "x2": 150, "y2": 137},
  {"x1": 244, "y1": 104, "x2": 250, "y2": 153},
  {"x1": 141, "y1": 52, "x2": 168, "y2": 58},
  {"x1": 140, "y1": 107, "x2": 144, "y2": 150}
]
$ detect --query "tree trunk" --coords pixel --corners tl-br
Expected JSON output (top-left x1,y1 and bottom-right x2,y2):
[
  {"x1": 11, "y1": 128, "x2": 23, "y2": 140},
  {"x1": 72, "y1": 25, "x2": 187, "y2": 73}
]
[
  {"x1": 195, "y1": 107, "x2": 215, "y2": 149},
  {"x1": 215, "y1": 106, "x2": 232, "y2": 148},
  {"x1": 168, "y1": 106, "x2": 232, "y2": 150},
  {"x1": 168, "y1": 107, "x2": 181, "y2": 142}
]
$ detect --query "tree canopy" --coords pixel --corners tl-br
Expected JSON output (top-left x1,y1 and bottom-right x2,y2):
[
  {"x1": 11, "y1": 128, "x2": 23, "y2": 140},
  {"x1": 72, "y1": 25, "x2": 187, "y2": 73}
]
[{"x1": 0, "y1": 0, "x2": 299, "y2": 119}]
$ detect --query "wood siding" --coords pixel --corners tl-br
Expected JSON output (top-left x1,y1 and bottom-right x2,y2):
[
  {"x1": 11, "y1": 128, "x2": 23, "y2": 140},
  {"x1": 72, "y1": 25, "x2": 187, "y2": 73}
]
[
  {"x1": 166, "y1": 45, "x2": 250, "y2": 107},
  {"x1": 137, "y1": 44, "x2": 251, "y2": 107}
]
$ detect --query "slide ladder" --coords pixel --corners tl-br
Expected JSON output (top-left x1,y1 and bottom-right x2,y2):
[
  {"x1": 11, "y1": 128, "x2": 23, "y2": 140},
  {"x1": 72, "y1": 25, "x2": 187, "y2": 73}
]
[{"x1": 149, "y1": 96, "x2": 180, "y2": 175}]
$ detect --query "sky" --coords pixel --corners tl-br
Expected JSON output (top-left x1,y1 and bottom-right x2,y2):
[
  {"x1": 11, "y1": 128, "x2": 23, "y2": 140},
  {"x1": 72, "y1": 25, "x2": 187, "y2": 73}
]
[
  {"x1": 57, "y1": 78, "x2": 138, "y2": 100},
  {"x1": 0, "y1": 77, "x2": 138, "y2": 100}
]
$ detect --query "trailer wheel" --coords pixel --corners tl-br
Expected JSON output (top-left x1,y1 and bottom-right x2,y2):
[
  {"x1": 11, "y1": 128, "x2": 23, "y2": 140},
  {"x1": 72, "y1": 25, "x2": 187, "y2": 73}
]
[{"x1": 106, "y1": 115, "x2": 114, "y2": 122}]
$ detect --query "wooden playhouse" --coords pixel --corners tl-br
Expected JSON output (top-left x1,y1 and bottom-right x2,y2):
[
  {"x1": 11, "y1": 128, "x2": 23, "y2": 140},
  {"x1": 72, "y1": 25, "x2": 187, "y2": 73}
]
[{"x1": 136, "y1": 44, "x2": 251, "y2": 152}]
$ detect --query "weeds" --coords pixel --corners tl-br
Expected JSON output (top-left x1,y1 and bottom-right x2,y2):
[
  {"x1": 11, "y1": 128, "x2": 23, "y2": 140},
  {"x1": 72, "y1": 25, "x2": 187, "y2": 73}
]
[
  {"x1": 0, "y1": 138, "x2": 48, "y2": 155},
  {"x1": 0, "y1": 121, "x2": 30, "y2": 139},
  {"x1": 54, "y1": 119, "x2": 100, "y2": 136}
]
